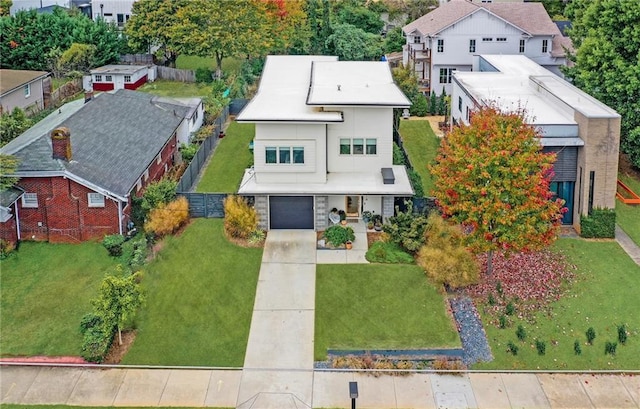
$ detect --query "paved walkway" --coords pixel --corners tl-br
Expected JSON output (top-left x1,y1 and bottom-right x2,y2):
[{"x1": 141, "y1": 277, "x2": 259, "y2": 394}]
[{"x1": 616, "y1": 225, "x2": 640, "y2": 266}]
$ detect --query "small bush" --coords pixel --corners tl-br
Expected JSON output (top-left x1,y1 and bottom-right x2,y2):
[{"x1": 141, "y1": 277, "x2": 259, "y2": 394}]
[
  {"x1": 505, "y1": 302, "x2": 515, "y2": 316},
  {"x1": 496, "y1": 281, "x2": 503, "y2": 296},
  {"x1": 586, "y1": 327, "x2": 596, "y2": 345},
  {"x1": 141, "y1": 179, "x2": 177, "y2": 214},
  {"x1": 535, "y1": 340, "x2": 546, "y2": 355},
  {"x1": 102, "y1": 234, "x2": 125, "y2": 257},
  {"x1": 248, "y1": 229, "x2": 266, "y2": 245},
  {"x1": 574, "y1": 340, "x2": 582, "y2": 355},
  {"x1": 144, "y1": 196, "x2": 190, "y2": 237},
  {"x1": 393, "y1": 142, "x2": 405, "y2": 165},
  {"x1": 323, "y1": 225, "x2": 355, "y2": 247},
  {"x1": 0, "y1": 239, "x2": 16, "y2": 259},
  {"x1": 516, "y1": 325, "x2": 527, "y2": 341},
  {"x1": 223, "y1": 195, "x2": 258, "y2": 239},
  {"x1": 605, "y1": 341, "x2": 617, "y2": 355},
  {"x1": 129, "y1": 237, "x2": 148, "y2": 269},
  {"x1": 617, "y1": 324, "x2": 628, "y2": 345},
  {"x1": 179, "y1": 143, "x2": 199, "y2": 163},
  {"x1": 195, "y1": 67, "x2": 214, "y2": 83},
  {"x1": 365, "y1": 241, "x2": 414, "y2": 264},
  {"x1": 407, "y1": 169, "x2": 425, "y2": 197},
  {"x1": 432, "y1": 358, "x2": 467, "y2": 373},
  {"x1": 580, "y1": 207, "x2": 616, "y2": 238},
  {"x1": 488, "y1": 293, "x2": 496, "y2": 306},
  {"x1": 499, "y1": 314, "x2": 508, "y2": 329},
  {"x1": 383, "y1": 200, "x2": 429, "y2": 253},
  {"x1": 79, "y1": 313, "x2": 114, "y2": 363},
  {"x1": 507, "y1": 341, "x2": 518, "y2": 356}
]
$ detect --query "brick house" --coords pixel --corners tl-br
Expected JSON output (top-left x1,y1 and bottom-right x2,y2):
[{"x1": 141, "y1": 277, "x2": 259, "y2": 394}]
[{"x1": 0, "y1": 89, "x2": 200, "y2": 244}]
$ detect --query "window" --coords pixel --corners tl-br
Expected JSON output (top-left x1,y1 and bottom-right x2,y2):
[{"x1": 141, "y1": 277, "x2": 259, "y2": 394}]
[
  {"x1": 293, "y1": 147, "x2": 304, "y2": 164},
  {"x1": 439, "y1": 68, "x2": 455, "y2": 84},
  {"x1": 353, "y1": 138, "x2": 364, "y2": 155},
  {"x1": 124, "y1": 75, "x2": 131, "y2": 83},
  {"x1": 542, "y1": 39, "x2": 548, "y2": 53},
  {"x1": 340, "y1": 139, "x2": 351, "y2": 154},
  {"x1": 413, "y1": 36, "x2": 421, "y2": 44},
  {"x1": 366, "y1": 139, "x2": 377, "y2": 155},
  {"x1": 458, "y1": 96, "x2": 462, "y2": 112},
  {"x1": 265, "y1": 147, "x2": 277, "y2": 163},
  {"x1": 22, "y1": 193, "x2": 38, "y2": 208},
  {"x1": 496, "y1": 37, "x2": 506, "y2": 42},
  {"x1": 105, "y1": 75, "x2": 112, "y2": 82},
  {"x1": 437, "y1": 39, "x2": 444, "y2": 53},
  {"x1": 88, "y1": 192, "x2": 105, "y2": 207},
  {"x1": 24, "y1": 84, "x2": 30, "y2": 98},
  {"x1": 588, "y1": 171, "x2": 595, "y2": 213},
  {"x1": 95, "y1": 74, "x2": 102, "y2": 82},
  {"x1": 469, "y1": 39, "x2": 476, "y2": 53},
  {"x1": 519, "y1": 39, "x2": 525, "y2": 53},
  {"x1": 279, "y1": 147, "x2": 291, "y2": 164},
  {"x1": 117, "y1": 13, "x2": 124, "y2": 26},
  {"x1": 482, "y1": 37, "x2": 493, "y2": 42}
]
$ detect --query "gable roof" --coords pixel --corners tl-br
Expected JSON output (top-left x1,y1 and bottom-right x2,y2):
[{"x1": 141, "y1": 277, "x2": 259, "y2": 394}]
[
  {"x1": 0, "y1": 69, "x2": 49, "y2": 96},
  {"x1": 1, "y1": 90, "x2": 190, "y2": 200}
]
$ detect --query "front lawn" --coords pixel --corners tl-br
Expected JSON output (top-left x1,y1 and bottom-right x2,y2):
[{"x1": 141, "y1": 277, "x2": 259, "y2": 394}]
[
  {"x1": 0, "y1": 242, "x2": 118, "y2": 356},
  {"x1": 398, "y1": 120, "x2": 440, "y2": 196},
  {"x1": 122, "y1": 219, "x2": 261, "y2": 367},
  {"x1": 616, "y1": 173, "x2": 640, "y2": 246},
  {"x1": 137, "y1": 79, "x2": 211, "y2": 98},
  {"x1": 314, "y1": 264, "x2": 460, "y2": 361},
  {"x1": 196, "y1": 122, "x2": 255, "y2": 193},
  {"x1": 475, "y1": 239, "x2": 640, "y2": 370}
]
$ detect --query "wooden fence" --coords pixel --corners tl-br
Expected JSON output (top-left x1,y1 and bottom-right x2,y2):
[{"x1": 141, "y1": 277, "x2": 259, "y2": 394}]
[
  {"x1": 156, "y1": 66, "x2": 196, "y2": 83},
  {"x1": 120, "y1": 54, "x2": 153, "y2": 65}
]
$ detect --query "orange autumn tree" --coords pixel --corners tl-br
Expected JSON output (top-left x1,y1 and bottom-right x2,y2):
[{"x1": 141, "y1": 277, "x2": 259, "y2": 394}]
[{"x1": 429, "y1": 107, "x2": 565, "y2": 274}]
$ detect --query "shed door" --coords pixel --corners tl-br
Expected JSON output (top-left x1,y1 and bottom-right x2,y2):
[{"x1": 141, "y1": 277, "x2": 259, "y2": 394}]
[{"x1": 269, "y1": 196, "x2": 314, "y2": 229}]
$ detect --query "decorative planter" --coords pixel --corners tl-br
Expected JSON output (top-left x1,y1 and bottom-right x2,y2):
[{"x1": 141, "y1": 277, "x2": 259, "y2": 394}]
[
  {"x1": 345, "y1": 241, "x2": 353, "y2": 250},
  {"x1": 340, "y1": 220, "x2": 347, "y2": 225}
]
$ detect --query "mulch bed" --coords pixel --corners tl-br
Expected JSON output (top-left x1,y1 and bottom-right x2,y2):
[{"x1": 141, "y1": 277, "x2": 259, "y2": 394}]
[{"x1": 103, "y1": 331, "x2": 137, "y2": 364}]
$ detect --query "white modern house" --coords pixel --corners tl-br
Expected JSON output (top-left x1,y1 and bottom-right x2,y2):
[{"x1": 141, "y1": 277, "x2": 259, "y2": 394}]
[
  {"x1": 91, "y1": 0, "x2": 135, "y2": 26},
  {"x1": 236, "y1": 55, "x2": 413, "y2": 230},
  {"x1": 451, "y1": 55, "x2": 620, "y2": 229},
  {"x1": 403, "y1": 0, "x2": 572, "y2": 95}
]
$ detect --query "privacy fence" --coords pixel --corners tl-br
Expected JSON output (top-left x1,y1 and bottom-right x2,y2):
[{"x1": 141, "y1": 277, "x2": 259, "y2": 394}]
[{"x1": 156, "y1": 66, "x2": 196, "y2": 83}]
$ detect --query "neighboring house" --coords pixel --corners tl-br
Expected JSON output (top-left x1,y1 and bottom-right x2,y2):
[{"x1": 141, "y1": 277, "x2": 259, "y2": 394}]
[
  {"x1": 91, "y1": 0, "x2": 135, "y2": 26},
  {"x1": 90, "y1": 65, "x2": 152, "y2": 92},
  {"x1": 451, "y1": 54, "x2": 620, "y2": 229},
  {"x1": 0, "y1": 89, "x2": 202, "y2": 244},
  {"x1": 236, "y1": 55, "x2": 413, "y2": 231},
  {"x1": 9, "y1": 0, "x2": 70, "y2": 14},
  {"x1": 403, "y1": 0, "x2": 572, "y2": 95},
  {"x1": 0, "y1": 70, "x2": 50, "y2": 115}
]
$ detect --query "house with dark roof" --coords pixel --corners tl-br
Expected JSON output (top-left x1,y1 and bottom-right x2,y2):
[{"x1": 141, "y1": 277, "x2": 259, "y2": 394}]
[
  {"x1": 403, "y1": 0, "x2": 573, "y2": 95},
  {"x1": 0, "y1": 89, "x2": 201, "y2": 244},
  {"x1": 0, "y1": 69, "x2": 50, "y2": 115}
]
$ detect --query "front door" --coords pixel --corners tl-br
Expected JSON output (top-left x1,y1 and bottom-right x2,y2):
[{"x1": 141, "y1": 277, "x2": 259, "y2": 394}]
[{"x1": 345, "y1": 195, "x2": 360, "y2": 217}]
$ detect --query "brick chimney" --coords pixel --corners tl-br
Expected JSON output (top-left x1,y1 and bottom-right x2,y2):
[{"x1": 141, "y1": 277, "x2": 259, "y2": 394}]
[{"x1": 51, "y1": 127, "x2": 72, "y2": 161}]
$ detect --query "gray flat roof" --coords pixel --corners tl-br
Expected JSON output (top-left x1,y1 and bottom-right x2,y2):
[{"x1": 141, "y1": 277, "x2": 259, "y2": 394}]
[
  {"x1": 237, "y1": 166, "x2": 413, "y2": 195},
  {"x1": 454, "y1": 55, "x2": 619, "y2": 123},
  {"x1": 90, "y1": 65, "x2": 147, "y2": 75}
]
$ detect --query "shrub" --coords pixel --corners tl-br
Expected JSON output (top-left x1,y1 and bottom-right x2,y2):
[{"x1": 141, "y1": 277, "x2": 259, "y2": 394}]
[
  {"x1": 499, "y1": 314, "x2": 508, "y2": 329},
  {"x1": 417, "y1": 213, "x2": 479, "y2": 289},
  {"x1": 432, "y1": 358, "x2": 467, "y2": 372},
  {"x1": 516, "y1": 325, "x2": 527, "y2": 341},
  {"x1": 383, "y1": 201, "x2": 429, "y2": 253},
  {"x1": 79, "y1": 313, "x2": 114, "y2": 363},
  {"x1": 223, "y1": 195, "x2": 258, "y2": 239},
  {"x1": 248, "y1": 229, "x2": 266, "y2": 245},
  {"x1": 535, "y1": 340, "x2": 546, "y2": 355},
  {"x1": 618, "y1": 324, "x2": 628, "y2": 345},
  {"x1": 507, "y1": 341, "x2": 518, "y2": 355},
  {"x1": 574, "y1": 340, "x2": 582, "y2": 355},
  {"x1": 0, "y1": 239, "x2": 16, "y2": 259},
  {"x1": 144, "y1": 196, "x2": 190, "y2": 237},
  {"x1": 179, "y1": 143, "x2": 199, "y2": 163},
  {"x1": 195, "y1": 67, "x2": 214, "y2": 83},
  {"x1": 505, "y1": 302, "x2": 516, "y2": 316},
  {"x1": 580, "y1": 207, "x2": 616, "y2": 238},
  {"x1": 488, "y1": 293, "x2": 496, "y2": 306},
  {"x1": 324, "y1": 225, "x2": 355, "y2": 247},
  {"x1": 393, "y1": 142, "x2": 405, "y2": 165},
  {"x1": 605, "y1": 341, "x2": 617, "y2": 355},
  {"x1": 586, "y1": 327, "x2": 596, "y2": 345},
  {"x1": 496, "y1": 281, "x2": 503, "y2": 296},
  {"x1": 102, "y1": 234, "x2": 125, "y2": 257},
  {"x1": 141, "y1": 179, "x2": 177, "y2": 214},
  {"x1": 365, "y1": 241, "x2": 414, "y2": 264},
  {"x1": 407, "y1": 169, "x2": 425, "y2": 197},
  {"x1": 410, "y1": 93, "x2": 428, "y2": 117},
  {"x1": 129, "y1": 237, "x2": 148, "y2": 269}
]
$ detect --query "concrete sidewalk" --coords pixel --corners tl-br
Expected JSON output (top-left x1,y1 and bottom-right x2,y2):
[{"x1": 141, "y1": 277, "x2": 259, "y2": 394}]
[
  {"x1": 616, "y1": 225, "x2": 640, "y2": 266},
  {"x1": 2, "y1": 365, "x2": 639, "y2": 408}
]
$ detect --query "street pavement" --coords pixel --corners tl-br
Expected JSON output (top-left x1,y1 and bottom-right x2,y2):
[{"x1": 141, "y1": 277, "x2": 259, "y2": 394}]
[{"x1": 2, "y1": 222, "x2": 640, "y2": 408}]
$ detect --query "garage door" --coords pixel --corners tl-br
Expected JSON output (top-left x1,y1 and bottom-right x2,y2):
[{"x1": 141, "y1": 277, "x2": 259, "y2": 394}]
[{"x1": 270, "y1": 196, "x2": 314, "y2": 229}]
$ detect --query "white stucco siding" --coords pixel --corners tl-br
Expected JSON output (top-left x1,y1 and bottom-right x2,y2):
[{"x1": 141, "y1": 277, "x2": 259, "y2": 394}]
[
  {"x1": 451, "y1": 79, "x2": 476, "y2": 125},
  {"x1": 327, "y1": 108, "x2": 393, "y2": 173},
  {"x1": 253, "y1": 123, "x2": 326, "y2": 184},
  {"x1": 175, "y1": 119, "x2": 190, "y2": 145}
]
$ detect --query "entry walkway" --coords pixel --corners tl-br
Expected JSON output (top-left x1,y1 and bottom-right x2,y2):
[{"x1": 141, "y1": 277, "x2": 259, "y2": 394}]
[{"x1": 616, "y1": 225, "x2": 640, "y2": 266}]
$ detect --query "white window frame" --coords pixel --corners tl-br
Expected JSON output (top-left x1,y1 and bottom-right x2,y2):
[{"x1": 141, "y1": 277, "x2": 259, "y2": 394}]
[
  {"x1": 265, "y1": 146, "x2": 305, "y2": 164},
  {"x1": 339, "y1": 138, "x2": 377, "y2": 156},
  {"x1": 542, "y1": 39, "x2": 548, "y2": 53},
  {"x1": 22, "y1": 193, "x2": 38, "y2": 208},
  {"x1": 95, "y1": 74, "x2": 103, "y2": 82},
  {"x1": 439, "y1": 68, "x2": 456, "y2": 84},
  {"x1": 24, "y1": 84, "x2": 31, "y2": 98},
  {"x1": 519, "y1": 39, "x2": 525, "y2": 53},
  {"x1": 88, "y1": 192, "x2": 105, "y2": 208},
  {"x1": 437, "y1": 39, "x2": 444, "y2": 53},
  {"x1": 482, "y1": 37, "x2": 493, "y2": 42},
  {"x1": 496, "y1": 37, "x2": 507, "y2": 42},
  {"x1": 105, "y1": 75, "x2": 113, "y2": 82},
  {"x1": 469, "y1": 39, "x2": 476, "y2": 53},
  {"x1": 124, "y1": 75, "x2": 132, "y2": 83}
]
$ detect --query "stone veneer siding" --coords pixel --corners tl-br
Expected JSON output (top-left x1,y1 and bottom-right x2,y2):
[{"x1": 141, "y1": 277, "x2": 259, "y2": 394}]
[
  {"x1": 382, "y1": 196, "x2": 395, "y2": 221},
  {"x1": 315, "y1": 195, "x2": 328, "y2": 230},
  {"x1": 255, "y1": 195, "x2": 268, "y2": 230}
]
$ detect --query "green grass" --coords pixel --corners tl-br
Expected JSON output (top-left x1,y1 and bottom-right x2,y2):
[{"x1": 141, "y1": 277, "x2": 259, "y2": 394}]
[
  {"x1": 616, "y1": 173, "x2": 640, "y2": 246},
  {"x1": 0, "y1": 242, "x2": 118, "y2": 356},
  {"x1": 475, "y1": 238, "x2": 640, "y2": 370},
  {"x1": 176, "y1": 55, "x2": 243, "y2": 74},
  {"x1": 399, "y1": 120, "x2": 441, "y2": 196},
  {"x1": 122, "y1": 219, "x2": 261, "y2": 367},
  {"x1": 314, "y1": 264, "x2": 460, "y2": 361},
  {"x1": 196, "y1": 122, "x2": 255, "y2": 193},
  {"x1": 137, "y1": 79, "x2": 211, "y2": 98},
  {"x1": 365, "y1": 241, "x2": 415, "y2": 264}
]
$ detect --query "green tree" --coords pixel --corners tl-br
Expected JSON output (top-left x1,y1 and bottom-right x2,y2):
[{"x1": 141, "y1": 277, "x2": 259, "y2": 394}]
[
  {"x1": 59, "y1": 43, "x2": 96, "y2": 74},
  {"x1": 335, "y1": 3, "x2": 384, "y2": 34},
  {"x1": 383, "y1": 26, "x2": 405, "y2": 54},
  {"x1": 92, "y1": 267, "x2": 145, "y2": 346},
  {"x1": 325, "y1": 23, "x2": 382, "y2": 61},
  {"x1": 429, "y1": 91, "x2": 437, "y2": 115},
  {"x1": 564, "y1": 0, "x2": 640, "y2": 168},
  {"x1": 125, "y1": 0, "x2": 187, "y2": 67},
  {"x1": 405, "y1": 0, "x2": 439, "y2": 23},
  {"x1": 0, "y1": 154, "x2": 20, "y2": 191},
  {"x1": 170, "y1": 0, "x2": 271, "y2": 79},
  {"x1": 0, "y1": 0, "x2": 12, "y2": 16},
  {"x1": 429, "y1": 107, "x2": 564, "y2": 275},
  {"x1": 0, "y1": 108, "x2": 31, "y2": 146}
]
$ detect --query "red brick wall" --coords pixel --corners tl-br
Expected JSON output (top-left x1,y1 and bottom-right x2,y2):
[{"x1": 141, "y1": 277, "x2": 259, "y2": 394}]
[
  {"x1": 0, "y1": 215, "x2": 18, "y2": 245},
  {"x1": 132, "y1": 133, "x2": 178, "y2": 196}
]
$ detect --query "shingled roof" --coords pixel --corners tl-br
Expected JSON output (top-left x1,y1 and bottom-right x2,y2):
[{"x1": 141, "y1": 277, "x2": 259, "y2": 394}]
[{"x1": 1, "y1": 90, "x2": 189, "y2": 200}]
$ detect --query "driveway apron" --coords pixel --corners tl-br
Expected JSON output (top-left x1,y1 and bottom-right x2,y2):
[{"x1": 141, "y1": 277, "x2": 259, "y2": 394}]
[{"x1": 236, "y1": 230, "x2": 317, "y2": 409}]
